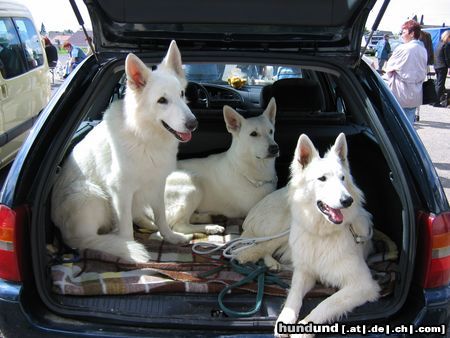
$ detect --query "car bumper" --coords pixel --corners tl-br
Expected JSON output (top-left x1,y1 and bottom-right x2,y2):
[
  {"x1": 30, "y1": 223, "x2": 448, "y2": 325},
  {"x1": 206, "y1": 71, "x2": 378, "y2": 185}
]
[{"x1": 1, "y1": 279, "x2": 448, "y2": 337}]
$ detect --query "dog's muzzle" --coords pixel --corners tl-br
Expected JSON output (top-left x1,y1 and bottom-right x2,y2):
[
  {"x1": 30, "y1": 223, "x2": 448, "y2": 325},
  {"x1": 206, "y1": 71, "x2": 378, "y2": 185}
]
[
  {"x1": 161, "y1": 119, "x2": 197, "y2": 143},
  {"x1": 317, "y1": 200, "x2": 346, "y2": 224}
]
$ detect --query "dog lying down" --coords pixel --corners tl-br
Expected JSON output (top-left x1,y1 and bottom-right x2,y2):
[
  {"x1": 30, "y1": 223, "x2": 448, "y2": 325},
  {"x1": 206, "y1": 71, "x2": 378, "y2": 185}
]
[
  {"x1": 161, "y1": 98, "x2": 279, "y2": 235},
  {"x1": 237, "y1": 133, "x2": 380, "y2": 336},
  {"x1": 51, "y1": 41, "x2": 197, "y2": 263}
]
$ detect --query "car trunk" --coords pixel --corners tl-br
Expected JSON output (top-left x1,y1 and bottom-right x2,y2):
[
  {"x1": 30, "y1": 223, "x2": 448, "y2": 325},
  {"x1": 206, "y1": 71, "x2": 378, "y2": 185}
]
[{"x1": 23, "y1": 50, "x2": 415, "y2": 332}]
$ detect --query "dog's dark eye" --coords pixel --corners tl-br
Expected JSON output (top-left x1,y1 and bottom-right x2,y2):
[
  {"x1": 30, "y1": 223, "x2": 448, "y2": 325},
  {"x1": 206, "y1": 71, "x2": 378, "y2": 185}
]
[
  {"x1": 181, "y1": 90, "x2": 184, "y2": 98},
  {"x1": 158, "y1": 97, "x2": 168, "y2": 104},
  {"x1": 318, "y1": 176, "x2": 327, "y2": 182},
  {"x1": 250, "y1": 131, "x2": 258, "y2": 137},
  {"x1": 269, "y1": 129, "x2": 273, "y2": 135},
  {"x1": 341, "y1": 175, "x2": 345, "y2": 181}
]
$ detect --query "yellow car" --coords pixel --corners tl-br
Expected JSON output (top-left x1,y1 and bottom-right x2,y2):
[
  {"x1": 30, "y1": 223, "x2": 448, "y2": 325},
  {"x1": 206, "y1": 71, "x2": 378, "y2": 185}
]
[{"x1": 0, "y1": 0, "x2": 51, "y2": 169}]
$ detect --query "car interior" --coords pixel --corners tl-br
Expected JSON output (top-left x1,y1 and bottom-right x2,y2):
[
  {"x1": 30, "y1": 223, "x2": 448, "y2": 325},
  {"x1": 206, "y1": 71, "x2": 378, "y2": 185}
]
[{"x1": 41, "y1": 59, "x2": 404, "y2": 326}]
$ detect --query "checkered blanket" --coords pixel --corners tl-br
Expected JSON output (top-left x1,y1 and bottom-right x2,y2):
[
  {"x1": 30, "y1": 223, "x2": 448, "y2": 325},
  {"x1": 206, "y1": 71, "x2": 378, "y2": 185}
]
[{"x1": 50, "y1": 218, "x2": 398, "y2": 298}]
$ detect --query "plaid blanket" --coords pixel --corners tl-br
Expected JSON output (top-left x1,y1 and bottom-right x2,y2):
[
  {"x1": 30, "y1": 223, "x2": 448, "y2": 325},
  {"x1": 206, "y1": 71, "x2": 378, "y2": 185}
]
[{"x1": 50, "y1": 218, "x2": 398, "y2": 298}]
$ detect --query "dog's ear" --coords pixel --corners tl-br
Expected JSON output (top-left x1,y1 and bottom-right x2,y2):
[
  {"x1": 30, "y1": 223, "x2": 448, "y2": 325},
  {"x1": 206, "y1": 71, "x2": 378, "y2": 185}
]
[
  {"x1": 223, "y1": 105, "x2": 243, "y2": 133},
  {"x1": 161, "y1": 40, "x2": 185, "y2": 79},
  {"x1": 332, "y1": 133, "x2": 348, "y2": 162},
  {"x1": 295, "y1": 134, "x2": 319, "y2": 169},
  {"x1": 263, "y1": 97, "x2": 277, "y2": 125},
  {"x1": 125, "y1": 53, "x2": 149, "y2": 91}
]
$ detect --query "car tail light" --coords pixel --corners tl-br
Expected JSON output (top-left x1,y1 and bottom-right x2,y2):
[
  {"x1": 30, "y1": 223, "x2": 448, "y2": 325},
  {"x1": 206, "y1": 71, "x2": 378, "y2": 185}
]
[
  {"x1": 0, "y1": 204, "x2": 26, "y2": 282},
  {"x1": 418, "y1": 211, "x2": 450, "y2": 288}
]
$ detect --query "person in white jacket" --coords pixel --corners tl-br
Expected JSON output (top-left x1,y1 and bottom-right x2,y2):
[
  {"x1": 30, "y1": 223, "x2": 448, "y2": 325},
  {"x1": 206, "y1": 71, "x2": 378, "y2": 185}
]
[{"x1": 385, "y1": 20, "x2": 427, "y2": 125}]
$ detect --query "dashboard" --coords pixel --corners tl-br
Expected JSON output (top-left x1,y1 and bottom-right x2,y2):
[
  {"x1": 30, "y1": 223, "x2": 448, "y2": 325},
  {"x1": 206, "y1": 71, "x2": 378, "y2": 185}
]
[{"x1": 186, "y1": 82, "x2": 262, "y2": 110}]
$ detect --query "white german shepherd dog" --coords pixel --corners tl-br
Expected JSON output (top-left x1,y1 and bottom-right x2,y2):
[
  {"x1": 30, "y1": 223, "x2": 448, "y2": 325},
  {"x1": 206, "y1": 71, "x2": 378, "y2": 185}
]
[
  {"x1": 163, "y1": 98, "x2": 279, "y2": 235},
  {"x1": 237, "y1": 133, "x2": 379, "y2": 336},
  {"x1": 51, "y1": 41, "x2": 197, "y2": 263}
]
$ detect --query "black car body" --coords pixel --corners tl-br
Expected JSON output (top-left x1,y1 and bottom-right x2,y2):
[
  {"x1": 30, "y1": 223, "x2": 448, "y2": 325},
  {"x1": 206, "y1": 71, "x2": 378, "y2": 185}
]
[{"x1": 0, "y1": 0, "x2": 449, "y2": 337}]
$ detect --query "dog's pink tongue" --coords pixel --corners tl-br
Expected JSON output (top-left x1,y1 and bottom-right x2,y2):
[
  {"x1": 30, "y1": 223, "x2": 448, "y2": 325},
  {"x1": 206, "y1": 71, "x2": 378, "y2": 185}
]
[
  {"x1": 329, "y1": 207, "x2": 343, "y2": 223},
  {"x1": 177, "y1": 131, "x2": 192, "y2": 142}
]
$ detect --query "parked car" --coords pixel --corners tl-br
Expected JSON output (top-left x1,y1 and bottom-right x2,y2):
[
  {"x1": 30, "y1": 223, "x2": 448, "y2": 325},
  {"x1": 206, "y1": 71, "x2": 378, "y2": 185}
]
[
  {"x1": 0, "y1": 0, "x2": 51, "y2": 169},
  {"x1": 0, "y1": 0, "x2": 448, "y2": 337}
]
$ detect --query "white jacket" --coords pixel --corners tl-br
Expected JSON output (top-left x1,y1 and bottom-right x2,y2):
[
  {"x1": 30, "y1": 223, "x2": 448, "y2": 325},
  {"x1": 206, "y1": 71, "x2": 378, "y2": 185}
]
[{"x1": 385, "y1": 40, "x2": 427, "y2": 108}]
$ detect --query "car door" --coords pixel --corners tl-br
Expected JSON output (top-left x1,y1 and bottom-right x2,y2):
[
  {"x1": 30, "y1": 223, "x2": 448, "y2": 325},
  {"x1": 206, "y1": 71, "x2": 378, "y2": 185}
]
[{"x1": 0, "y1": 16, "x2": 49, "y2": 167}]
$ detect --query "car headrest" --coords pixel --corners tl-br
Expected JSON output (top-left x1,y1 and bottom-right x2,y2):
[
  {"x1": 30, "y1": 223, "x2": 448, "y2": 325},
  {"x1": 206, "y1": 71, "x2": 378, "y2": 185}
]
[{"x1": 260, "y1": 78, "x2": 323, "y2": 112}]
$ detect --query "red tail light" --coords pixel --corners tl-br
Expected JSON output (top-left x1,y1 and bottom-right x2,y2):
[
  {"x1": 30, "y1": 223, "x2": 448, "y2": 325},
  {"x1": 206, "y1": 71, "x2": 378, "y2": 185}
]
[
  {"x1": 418, "y1": 211, "x2": 450, "y2": 288},
  {"x1": 0, "y1": 204, "x2": 26, "y2": 282}
]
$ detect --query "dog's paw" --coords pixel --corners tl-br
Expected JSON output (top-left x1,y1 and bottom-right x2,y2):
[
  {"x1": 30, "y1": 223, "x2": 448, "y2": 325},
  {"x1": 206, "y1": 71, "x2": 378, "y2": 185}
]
[
  {"x1": 264, "y1": 255, "x2": 282, "y2": 271},
  {"x1": 165, "y1": 232, "x2": 193, "y2": 244},
  {"x1": 235, "y1": 250, "x2": 256, "y2": 265},
  {"x1": 204, "y1": 225, "x2": 225, "y2": 234},
  {"x1": 274, "y1": 308, "x2": 297, "y2": 337},
  {"x1": 134, "y1": 217, "x2": 157, "y2": 231},
  {"x1": 126, "y1": 241, "x2": 151, "y2": 263},
  {"x1": 291, "y1": 334, "x2": 315, "y2": 338},
  {"x1": 289, "y1": 320, "x2": 315, "y2": 338}
]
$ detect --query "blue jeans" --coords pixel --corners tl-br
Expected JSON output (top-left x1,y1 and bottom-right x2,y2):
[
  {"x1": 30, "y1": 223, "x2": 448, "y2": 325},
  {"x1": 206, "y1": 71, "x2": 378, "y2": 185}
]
[
  {"x1": 402, "y1": 107, "x2": 416, "y2": 125},
  {"x1": 377, "y1": 58, "x2": 387, "y2": 72}
]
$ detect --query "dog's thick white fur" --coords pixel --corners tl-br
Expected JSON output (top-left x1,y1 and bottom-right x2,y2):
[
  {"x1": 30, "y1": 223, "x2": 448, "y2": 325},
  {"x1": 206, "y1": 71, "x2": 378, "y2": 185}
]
[
  {"x1": 268, "y1": 133, "x2": 380, "y2": 337},
  {"x1": 236, "y1": 133, "x2": 379, "y2": 336},
  {"x1": 163, "y1": 98, "x2": 279, "y2": 235},
  {"x1": 51, "y1": 41, "x2": 197, "y2": 263},
  {"x1": 236, "y1": 186, "x2": 291, "y2": 271}
]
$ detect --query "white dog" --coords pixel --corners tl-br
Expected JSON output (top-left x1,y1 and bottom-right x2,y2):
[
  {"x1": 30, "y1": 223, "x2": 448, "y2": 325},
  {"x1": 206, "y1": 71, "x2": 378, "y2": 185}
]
[
  {"x1": 163, "y1": 98, "x2": 279, "y2": 235},
  {"x1": 270, "y1": 133, "x2": 380, "y2": 337},
  {"x1": 51, "y1": 41, "x2": 197, "y2": 263}
]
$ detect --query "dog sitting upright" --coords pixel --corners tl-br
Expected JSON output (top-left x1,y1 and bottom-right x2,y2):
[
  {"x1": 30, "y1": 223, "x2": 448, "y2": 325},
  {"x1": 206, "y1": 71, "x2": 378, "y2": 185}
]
[
  {"x1": 163, "y1": 98, "x2": 279, "y2": 235},
  {"x1": 51, "y1": 41, "x2": 196, "y2": 263}
]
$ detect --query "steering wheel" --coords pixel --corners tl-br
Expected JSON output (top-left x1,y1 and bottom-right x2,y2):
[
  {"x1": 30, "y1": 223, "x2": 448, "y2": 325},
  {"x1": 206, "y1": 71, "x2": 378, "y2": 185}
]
[{"x1": 186, "y1": 82, "x2": 209, "y2": 108}]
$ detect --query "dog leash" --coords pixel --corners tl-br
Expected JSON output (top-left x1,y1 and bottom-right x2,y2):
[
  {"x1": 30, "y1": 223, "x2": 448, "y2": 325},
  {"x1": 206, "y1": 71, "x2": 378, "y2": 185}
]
[
  {"x1": 192, "y1": 230, "x2": 290, "y2": 317},
  {"x1": 217, "y1": 259, "x2": 289, "y2": 317},
  {"x1": 191, "y1": 229, "x2": 290, "y2": 259}
]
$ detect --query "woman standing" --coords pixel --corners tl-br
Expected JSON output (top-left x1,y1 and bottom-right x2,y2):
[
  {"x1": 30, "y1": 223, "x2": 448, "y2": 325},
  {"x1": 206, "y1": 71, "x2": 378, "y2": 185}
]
[
  {"x1": 434, "y1": 30, "x2": 450, "y2": 107},
  {"x1": 385, "y1": 20, "x2": 427, "y2": 125}
]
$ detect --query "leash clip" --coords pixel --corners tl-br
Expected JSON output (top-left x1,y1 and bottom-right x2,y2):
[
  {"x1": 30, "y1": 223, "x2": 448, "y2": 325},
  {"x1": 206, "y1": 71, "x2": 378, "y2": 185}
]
[{"x1": 349, "y1": 224, "x2": 373, "y2": 244}]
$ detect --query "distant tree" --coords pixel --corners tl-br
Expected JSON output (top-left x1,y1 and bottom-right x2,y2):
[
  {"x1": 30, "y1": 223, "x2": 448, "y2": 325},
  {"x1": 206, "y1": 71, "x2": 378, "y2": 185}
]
[
  {"x1": 40, "y1": 23, "x2": 46, "y2": 35},
  {"x1": 63, "y1": 29, "x2": 74, "y2": 35}
]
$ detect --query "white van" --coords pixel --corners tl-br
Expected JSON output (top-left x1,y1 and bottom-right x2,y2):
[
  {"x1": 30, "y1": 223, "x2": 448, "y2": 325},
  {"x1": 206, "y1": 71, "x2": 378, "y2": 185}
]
[{"x1": 0, "y1": 0, "x2": 51, "y2": 169}]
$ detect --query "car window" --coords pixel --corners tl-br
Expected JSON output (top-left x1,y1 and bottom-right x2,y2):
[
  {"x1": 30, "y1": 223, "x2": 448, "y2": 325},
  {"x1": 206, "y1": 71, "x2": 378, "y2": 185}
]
[
  {"x1": 0, "y1": 18, "x2": 27, "y2": 79},
  {"x1": 183, "y1": 63, "x2": 302, "y2": 86},
  {"x1": 13, "y1": 17, "x2": 44, "y2": 70}
]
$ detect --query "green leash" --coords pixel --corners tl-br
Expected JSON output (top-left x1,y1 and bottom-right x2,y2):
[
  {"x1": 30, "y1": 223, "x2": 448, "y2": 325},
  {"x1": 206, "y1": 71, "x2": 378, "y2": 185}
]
[{"x1": 217, "y1": 260, "x2": 289, "y2": 317}]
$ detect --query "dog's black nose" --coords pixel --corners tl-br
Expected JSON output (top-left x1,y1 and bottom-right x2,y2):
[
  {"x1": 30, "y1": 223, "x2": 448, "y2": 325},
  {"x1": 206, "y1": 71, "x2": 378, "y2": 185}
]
[
  {"x1": 268, "y1": 144, "x2": 279, "y2": 155},
  {"x1": 185, "y1": 119, "x2": 198, "y2": 131},
  {"x1": 340, "y1": 196, "x2": 353, "y2": 208}
]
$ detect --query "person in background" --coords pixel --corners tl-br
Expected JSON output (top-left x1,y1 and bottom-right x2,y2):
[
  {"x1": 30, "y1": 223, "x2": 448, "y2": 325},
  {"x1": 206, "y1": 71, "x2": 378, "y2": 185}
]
[
  {"x1": 384, "y1": 20, "x2": 427, "y2": 125},
  {"x1": 375, "y1": 34, "x2": 391, "y2": 73},
  {"x1": 43, "y1": 37, "x2": 58, "y2": 68},
  {"x1": 433, "y1": 30, "x2": 450, "y2": 107},
  {"x1": 415, "y1": 29, "x2": 435, "y2": 121},
  {"x1": 419, "y1": 29, "x2": 434, "y2": 67},
  {"x1": 62, "y1": 41, "x2": 86, "y2": 78}
]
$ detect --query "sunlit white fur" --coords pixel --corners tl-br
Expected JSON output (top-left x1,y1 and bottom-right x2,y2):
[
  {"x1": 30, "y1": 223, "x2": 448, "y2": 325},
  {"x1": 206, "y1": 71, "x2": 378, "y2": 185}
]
[
  {"x1": 51, "y1": 41, "x2": 196, "y2": 263},
  {"x1": 236, "y1": 133, "x2": 379, "y2": 337},
  {"x1": 162, "y1": 99, "x2": 279, "y2": 235}
]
